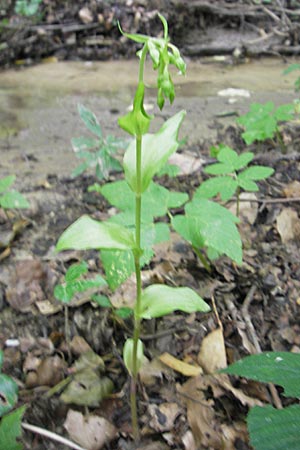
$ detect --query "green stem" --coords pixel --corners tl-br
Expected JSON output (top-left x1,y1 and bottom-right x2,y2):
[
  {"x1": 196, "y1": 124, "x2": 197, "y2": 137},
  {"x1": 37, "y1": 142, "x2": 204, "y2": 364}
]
[
  {"x1": 236, "y1": 186, "x2": 240, "y2": 217},
  {"x1": 130, "y1": 45, "x2": 148, "y2": 441},
  {"x1": 276, "y1": 128, "x2": 286, "y2": 154},
  {"x1": 193, "y1": 246, "x2": 211, "y2": 273}
]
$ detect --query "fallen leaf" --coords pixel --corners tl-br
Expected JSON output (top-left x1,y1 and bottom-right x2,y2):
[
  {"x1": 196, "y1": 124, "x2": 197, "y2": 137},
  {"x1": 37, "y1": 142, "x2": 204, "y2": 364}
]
[
  {"x1": 61, "y1": 369, "x2": 113, "y2": 407},
  {"x1": 139, "y1": 357, "x2": 172, "y2": 386},
  {"x1": 198, "y1": 328, "x2": 227, "y2": 373},
  {"x1": 168, "y1": 152, "x2": 204, "y2": 175},
  {"x1": 229, "y1": 192, "x2": 258, "y2": 225},
  {"x1": 79, "y1": 7, "x2": 93, "y2": 24},
  {"x1": 283, "y1": 180, "x2": 300, "y2": 198},
  {"x1": 159, "y1": 353, "x2": 203, "y2": 377},
  {"x1": 276, "y1": 208, "x2": 300, "y2": 244},
  {"x1": 64, "y1": 409, "x2": 117, "y2": 450},
  {"x1": 70, "y1": 336, "x2": 93, "y2": 356},
  {"x1": 148, "y1": 402, "x2": 181, "y2": 432}
]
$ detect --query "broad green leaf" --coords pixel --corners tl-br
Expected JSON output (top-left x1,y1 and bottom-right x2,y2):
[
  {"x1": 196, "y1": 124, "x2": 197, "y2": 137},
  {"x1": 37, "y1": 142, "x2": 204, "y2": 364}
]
[
  {"x1": 54, "y1": 276, "x2": 106, "y2": 303},
  {"x1": 65, "y1": 261, "x2": 88, "y2": 282},
  {"x1": 101, "y1": 223, "x2": 163, "y2": 290},
  {"x1": 101, "y1": 180, "x2": 187, "y2": 223},
  {"x1": 275, "y1": 103, "x2": 294, "y2": 122},
  {"x1": 0, "y1": 176, "x2": 15, "y2": 194},
  {"x1": 196, "y1": 176, "x2": 238, "y2": 201},
  {"x1": 217, "y1": 146, "x2": 239, "y2": 170},
  {"x1": 92, "y1": 294, "x2": 112, "y2": 308},
  {"x1": 234, "y1": 152, "x2": 254, "y2": 170},
  {"x1": 101, "y1": 249, "x2": 135, "y2": 291},
  {"x1": 222, "y1": 352, "x2": 300, "y2": 397},
  {"x1": 118, "y1": 82, "x2": 153, "y2": 136},
  {"x1": 123, "y1": 110, "x2": 186, "y2": 193},
  {"x1": 0, "y1": 374, "x2": 18, "y2": 417},
  {"x1": 115, "y1": 307, "x2": 133, "y2": 319},
  {"x1": 248, "y1": 405, "x2": 300, "y2": 450},
  {"x1": 123, "y1": 338, "x2": 144, "y2": 375},
  {"x1": 0, "y1": 406, "x2": 25, "y2": 450},
  {"x1": 140, "y1": 284, "x2": 210, "y2": 319},
  {"x1": 0, "y1": 191, "x2": 29, "y2": 209},
  {"x1": 237, "y1": 178, "x2": 259, "y2": 191},
  {"x1": 204, "y1": 162, "x2": 232, "y2": 176},
  {"x1": 78, "y1": 104, "x2": 102, "y2": 138},
  {"x1": 172, "y1": 198, "x2": 242, "y2": 265},
  {"x1": 56, "y1": 215, "x2": 136, "y2": 252},
  {"x1": 283, "y1": 63, "x2": 300, "y2": 75},
  {"x1": 239, "y1": 166, "x2": 274, "y2": 181}
]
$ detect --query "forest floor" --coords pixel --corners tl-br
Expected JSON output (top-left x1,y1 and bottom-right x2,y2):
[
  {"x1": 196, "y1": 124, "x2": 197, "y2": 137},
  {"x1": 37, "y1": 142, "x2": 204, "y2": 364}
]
[{"x1": 0, "y1": 1, "x2": 300, "y2": 450}]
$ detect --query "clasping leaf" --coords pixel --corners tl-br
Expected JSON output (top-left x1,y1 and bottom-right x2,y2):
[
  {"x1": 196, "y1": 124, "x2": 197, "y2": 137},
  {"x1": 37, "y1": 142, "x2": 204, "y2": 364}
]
[
  {"x1": 56, "y1": 215, "x2": 136, "y2": 252},
  {"x1": 123, "y1": 110, "x2": 186, "y2": 193},
  {"x1": 118, "y1": 82, "x2": 153, "y2": 136},
  {"x1": 140, "y1": 284, "x2": 210, "y2": 319}
]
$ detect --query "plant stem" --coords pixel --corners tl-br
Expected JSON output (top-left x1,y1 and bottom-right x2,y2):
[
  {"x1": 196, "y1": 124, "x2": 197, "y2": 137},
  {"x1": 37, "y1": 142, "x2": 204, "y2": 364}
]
[
  {"x1": 276, "y1": 128, "x2": 286, "y2": 154},
  {"x1": 236, "y1": 186, "x2": 240, "y2": 217},
  {"x1": 131, "y1": 134, "x2": 142, "y2": 441},
  {"x1": 130, "y1": 44, "x2": 148, "y2": 441},
  {"x1": 193, "y1": 246, "x2": 211, "y2": 273}
]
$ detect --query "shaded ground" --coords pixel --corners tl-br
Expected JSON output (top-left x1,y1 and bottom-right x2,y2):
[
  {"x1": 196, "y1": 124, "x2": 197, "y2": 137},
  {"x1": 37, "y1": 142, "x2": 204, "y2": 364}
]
[
  {"x1": 1, "y1": 1, "x2": 300, "y2": 449},
  {"x1": 0, "y1": 55, "x2": 300, "y2": 449}
]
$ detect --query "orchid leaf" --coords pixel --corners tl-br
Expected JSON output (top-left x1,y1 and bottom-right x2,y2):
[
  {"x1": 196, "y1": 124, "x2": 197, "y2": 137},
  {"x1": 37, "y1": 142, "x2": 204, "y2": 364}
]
[
  {"x1": 123, "y1": 110, "x2": 186, "y2": 193},
  {"x1": 56, "y1": 215, "x2": 136, "y2": 252},
  {"x1": 140, "y1": 284, "x2": 210, "y2": 319}
]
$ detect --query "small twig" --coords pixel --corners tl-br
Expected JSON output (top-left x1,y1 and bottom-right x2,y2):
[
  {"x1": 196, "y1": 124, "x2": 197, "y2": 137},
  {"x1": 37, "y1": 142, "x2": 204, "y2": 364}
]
[
  {"x1": 22, "y1": 422, "x2": 87, "y2": 450},
  {"x1": 229, "y1": 196, "x2": 300, "y2": 204},
  {"x1": 241, "y1": 285, "x2": 283, "y2": 409}
]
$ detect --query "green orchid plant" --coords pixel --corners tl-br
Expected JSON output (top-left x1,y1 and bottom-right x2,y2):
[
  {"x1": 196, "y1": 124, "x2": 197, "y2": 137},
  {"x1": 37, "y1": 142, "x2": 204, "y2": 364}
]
[{"x1": 56, "y1": 14, "x2": 210, "y2": 440}]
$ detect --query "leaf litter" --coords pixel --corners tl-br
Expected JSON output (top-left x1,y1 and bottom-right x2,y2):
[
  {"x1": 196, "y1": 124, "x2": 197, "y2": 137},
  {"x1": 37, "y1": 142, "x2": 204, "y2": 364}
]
[{"x1": 0, "y1": 120, "x2": 300, "y2": 449}]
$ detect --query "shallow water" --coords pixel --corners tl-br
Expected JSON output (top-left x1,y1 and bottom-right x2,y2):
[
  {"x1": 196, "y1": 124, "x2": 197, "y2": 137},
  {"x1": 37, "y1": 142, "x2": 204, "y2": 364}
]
[{"x1": 0, "y1": 57, "x2": 298, "y2": 187}]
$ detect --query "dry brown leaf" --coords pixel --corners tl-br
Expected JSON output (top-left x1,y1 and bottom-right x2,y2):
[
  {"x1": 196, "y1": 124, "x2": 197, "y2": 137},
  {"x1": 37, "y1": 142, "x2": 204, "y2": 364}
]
[
  {"x1": 78, "y1": 7, "x2": 93, "y2": 24},
  {"x1": 24, "y1": 355, "x2": 66, "y2": 388},
  {"x1": 178, "y1": 373, "x2": 261, "y2": 449},
  {"x1": 168, "y1": 152, "x2": 204, "y2": 175},
  {"x1": 283, "y1": 180, "x2": 300, "y2": 198},
  {"x1": 229, "y1": 192, "x2": 258, "y2": 225},
  {"x1": 70, "y1": 335, "x2": 93, "y2": 356},
  {"x1": 178, "y1": 376, "x2": 222, "y2": 449},
  {"x1": 159, "y1": 352, "x2": 203, "y2": 377},
  {"x1": 148, "y1": 402, "x2": 181, "y2": 432},
  {"x1": 139, "y1": 357, "x2": 173, "y2": 386},
  {"x1": 276, "y1": 208, "x2": 300, "y2": 244},
  {"x1": 64, "y1": 410, "x2": 117, "y2": 450},
  {"x1": 198, "y1": 328, "x2": 227, "y2": 373}
]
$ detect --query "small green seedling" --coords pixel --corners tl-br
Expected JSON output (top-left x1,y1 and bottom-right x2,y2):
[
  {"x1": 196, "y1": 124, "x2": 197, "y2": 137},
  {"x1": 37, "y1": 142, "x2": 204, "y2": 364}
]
[
  {"x1": 72, "y1": 104, "x2": 128, "y2": 180},
  {"x1": 56, "y1": 14, "x2": 210, "y2": 439},
  {"x1": 222, "y1": 352, "x2": 300, "y2": 450},
  {"x1": 14, "y1": 0, "x2": 42, "y2": 16},
  {"x1": 0, "y1": 351, "x2": 26, "y2": 450},
  {"x1": 0, "y1": 176, "x2": 29, "y2": 210},
  {"x1": 237, "y1": 101, "x2": 294, "y2": 152},
  {"x1": 172, "y1": 196, "x2": 243, "y2": 271},
  {"x1": 196, "y1": 144, "x2": 274, "y2": 215},
  {"x1": 54, "y1": 261, "x2": 107, "y2": 353},
  {"x1": 283, "y1": 63, "x2": 300, "y2": 92}
]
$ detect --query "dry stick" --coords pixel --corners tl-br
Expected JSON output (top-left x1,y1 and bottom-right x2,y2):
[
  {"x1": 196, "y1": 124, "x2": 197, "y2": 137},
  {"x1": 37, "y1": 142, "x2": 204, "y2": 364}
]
[
  {"x1": 230, "y1": 196, "x2": 300, "y2": 204},
  {"x1": 22, "y1": 422, "x2": 87, "y2": 450},
  {"x1": 241, "y1": 285, "x2": 283, "y2": 410}
]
